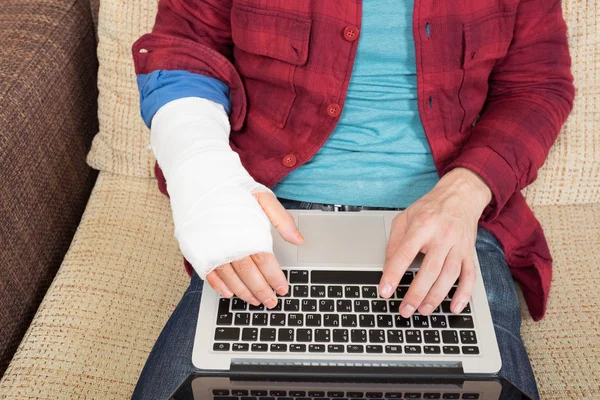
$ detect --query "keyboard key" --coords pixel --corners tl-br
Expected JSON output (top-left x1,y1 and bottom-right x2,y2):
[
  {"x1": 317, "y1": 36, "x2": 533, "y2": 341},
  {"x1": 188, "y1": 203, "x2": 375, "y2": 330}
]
[
  {"x1": 278, "y1": 328, "x2": 294, "y2": 342},
  {"x1": 337, "y1": 300, "x2": 352, "y2": 312},
  {"x1": 232, "y1": 343, "x2": 249, "y2": 351},
  {"x1": 312, "y1": 270, "x2": 382, "y2": 284},
  {"x1": 289, "y1": 270, "x2": 309, "y2": 283},
  {"x1": 395, "y1": 315, "x2": 411, "y2": 328},
  {"x1": 293, "y1": 285, "x2": 309, "y2": 297},
  {"x1": 231, "y1": 390, "x2": 248, "y2": 396},
  {"x1": 345, "y1": 286, "x2": 361, "y2": 298},
  {"x1": 462, "y1": 346, "x2": 480, "y2": 355},
  {"x1": 217, "y1": 298, "x2": 232, "y2": 320},
  {"x1": 328, "y1": 391, "x2": 345, "y2": 398},
  {"x1": 405, "y1": 330, "x2": 422, "y2": 343},
  {"x1": 284, "y1": 299, "x2": 299, "y2": 312},
  {"x1": 387, "y1": 330, "x2": 404, "y2": 343},
  {"x1": 342, "y1": 314, "x2": 358, "y2": 327},
  {"x1": 214, "y1": 328, "x2": 240, "y2": 341},
  {"x1": 424, "y1": 330, "x2": 440, "y2": 344},
  {"x1": 242, "y1": 328, "x2": 258, "y2": 341},
  {"x1": 328, "y1": 344, "x2": 345, "y2": 353},
  {"x1": 328, "y1": 285, "x2": 344, "y2": 298},
  {"x1": 430, "y1": 315, "x2": 448, "y2": 328},
  {"x1": 389, "y1": 300, "x2": 402, "y2": 311},
  {"x1": 362, "y1": 286, "x2": 378, "y2": 298},
  {"x1": 372, "y1": 300, "x2": 388, "y2": 313},
  {"x1": 289, "y1": 391, "x2": 306, "y2": 397},
  {"x1": 260, "y1": 328, "x2": 276, "y2": 341},
  {"x1": 359, "y1": 314, "x2": 375, "y2": 327},
  {"x1": 424, "y1": 345, "x2": 441, "y2": 354},
  {"x1": 405, "y1": 345, "x2": 422, "y2": 354},
  {"x1": 377, "y1": 314, "x2": 393, "y2": 328},
  {"x1": 249, "y1": 303, "x2": 265, "y2": 311},
  {"x1": 369, "y1": 329, "x2": 385, "y2": 343},
  {"x1": 270, "y1": 343, "x2": 287, "y2": 352},
  {"x1": 315, "y1": 329, "x2": 331, "y2": 342},
  {"x1": 333, "y1": 329, "x2": 349, "y2": 342},
  {"x1": 319, "y1": 300, "x2": 335, "y2": 312},
  {"x1": 270, "y1": 313, "x2": 286, "y2": 326},
  {"x1": 424, "y1": 394, "x2": 441, "y2": 399},
  {"x1": 217, "y1": 312, "x2": 233, "y2": 326},
  {"x1": 462, "y1": 394, "x2": 480, "y2": 399},
  {"x1": 297, "y1": 329, "x2": 312, "y2": 342},
  {"x1": 354, "y1": 300, "x2": 370, "y2": 312},
  {"x1": 306, "y1": 313, "x2": 321, "y2": 326},
  {"x1": 252, "y1": 313, "x2": 268, "y2": 326},
  {"x1": 460, "y1": 331, "x2": 477, "y2": 344},
  {"x1": 308, "y1": 391, "x2": 326, "y2": 397},
  {"x1": 405, "y1": 393, "x2": 421, "y2": 399},
  {"x1": 442, "y1": 330, "x2": 459, "y2": 344},
  {"x1": 401, "y1": 271, "x2": 414, "y2": 284},
  {"x1": 231, "y1": 298, "x2": 247, "y2": 311},
  {"x1": 311, "y1": 285, "x2": 327, "y2": 297},
  {"x1": 442, "y1": 394, "x2": 460, "y2": 399},
  {"x1": 395, "y1": 286, "x2": 409, "y2": 299},
  {"x1": 235, "y1": 313, "x2": 250, "y2": 326},
  {"x1": 448, "y1": 315, "x2": 474, "y2": 329},
  {"x1": 302, "y1": 299, "x2": 317, "y2": 312},
  {"x1": 351, "y1": 329, "x2": 367, "y2": 343},
  {"x1": 347, "y1": 392, "x2": 365, "y2": 398},
  {"x1": 287, "y1": 313, "x2": 303, "y2": 326},
  {"x1": 250, "y1": 390, "x2": 268, "y2": 396},
  {"x1": 290, "y1": 344, "x2": 306, "y2": 352},
  {"x1": 385, "y1": 393, "x2": 403, "y2": 399},
  {"x1": 441, "y1": 301, "x2": 453, "y2": 313},
  {"x1": 251, "y1": 343, "x2": 268, "y2": 352},
  {"x1": 268, "y1": 299, "x2": 282, "y2": 311},
  {"x1": 347, "y1": 344, "x2": 364, "y2": 353},
  {"x1": 213, "y1": 342, "x2": 230, "y2": 351},
  {"x1": 412, "y1": 314, "x2": 429, "y2": 328},
  {"x1": 442, "y1": 345, "x2": 460, "y2": 354},
  {"x1": 309, "y1": 344, "x2": 325, "y2": 353},
  {"x1": 385, "y1": 345, "x2": 403, "y2": 354},
  {"x1": 448, "y1": 286, "x2": 457, "y2": 299},
  {"x1": 270, "y1": 390, "x2": 287, "y2": 396},
  {"x1": 461, "y1": 303, "x2": 472, "y2": 314},
  {"x1": 366, "y1": 345, "x2": 383, "y2": 353},
  {"x1": 213, "y1": 389, "x2": 229, "y2": 395},
  {"x1": 324, "y1": 314, "x2": 340, "y2": 327},
  {"x1": 366, "y1": 392, "x2": 384, "y2": 398}
]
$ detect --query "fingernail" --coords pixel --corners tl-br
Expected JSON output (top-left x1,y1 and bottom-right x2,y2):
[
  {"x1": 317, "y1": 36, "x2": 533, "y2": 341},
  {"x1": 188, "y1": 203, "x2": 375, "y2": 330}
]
[
  {"x1": 453, "y1": 300, "x2": 467, "y2": 314},
  {"x1": 379, "y1": 284, "x2": 393, "y2": 298},
  {"x1": 420, "y1": 304, "x2": 434, "y2": 315},
  {"x1": 264, "y1": 298, "x2": 277, "y2": 309},
  {"x1": 296, "y1": 232, "x2": 304, "y2": 242},
  {"x1": 275, "y1": 285, "x2": 288, "y2": 296},
  {"x1": 400, "y1": 304, "x2": 415, "y2": 318},
  {"x1": 250, "y1": 297, "x2": 261, "y2": 306}
]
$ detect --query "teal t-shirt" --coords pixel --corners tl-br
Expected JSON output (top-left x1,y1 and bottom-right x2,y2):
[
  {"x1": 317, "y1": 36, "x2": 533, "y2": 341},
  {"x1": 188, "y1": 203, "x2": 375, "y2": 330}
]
[{"x1": 273, "y1": 0, "x2": 440, "y2": 208}]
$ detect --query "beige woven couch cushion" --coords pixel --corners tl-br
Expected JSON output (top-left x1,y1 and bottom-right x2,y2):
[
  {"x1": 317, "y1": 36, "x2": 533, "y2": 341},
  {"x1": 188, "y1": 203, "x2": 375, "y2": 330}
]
[
  {"x1": 86, "y1": 0, "x2": 600, "y2": 206},
  {"x1": 0, "y1": 172, "x2": 599, "y2": 399}
]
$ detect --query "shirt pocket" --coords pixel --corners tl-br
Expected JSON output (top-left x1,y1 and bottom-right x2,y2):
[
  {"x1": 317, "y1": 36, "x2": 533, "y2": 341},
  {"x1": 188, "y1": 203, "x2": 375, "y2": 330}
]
[
  {"x1": 231, "y1": 3, "x2": 312, "y2": 128},
  {"x1": 458, "y1": 12, "x2": 514, "y2": 133}
]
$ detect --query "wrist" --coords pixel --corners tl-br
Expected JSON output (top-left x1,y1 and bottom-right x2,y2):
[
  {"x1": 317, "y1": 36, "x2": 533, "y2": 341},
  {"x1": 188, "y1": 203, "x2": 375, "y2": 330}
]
[{"x1": 439, "y1": 167, "x2": 493, "y2": 213}]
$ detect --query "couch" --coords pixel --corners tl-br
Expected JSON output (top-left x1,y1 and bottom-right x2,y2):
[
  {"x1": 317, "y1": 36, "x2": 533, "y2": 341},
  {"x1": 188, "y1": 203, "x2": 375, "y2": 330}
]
[{"x1": 0, "y1": 0, "x2": 598, "y2": 398}]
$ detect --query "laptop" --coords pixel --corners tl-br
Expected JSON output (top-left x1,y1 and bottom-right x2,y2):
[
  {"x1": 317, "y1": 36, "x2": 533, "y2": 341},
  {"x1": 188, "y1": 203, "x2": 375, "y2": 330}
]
[
  {"x1": 170, "y1": 374, "x2": 532, "y2": 400},
  {"x1": 193, "y1": 210, "x2": 501, "y2": 376}
]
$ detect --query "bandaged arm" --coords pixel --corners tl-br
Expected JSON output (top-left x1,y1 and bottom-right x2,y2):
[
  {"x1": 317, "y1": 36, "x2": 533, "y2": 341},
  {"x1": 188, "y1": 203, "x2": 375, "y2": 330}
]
[{"x1": 151, "y1": 97, "x2": 273, "y2": 278}]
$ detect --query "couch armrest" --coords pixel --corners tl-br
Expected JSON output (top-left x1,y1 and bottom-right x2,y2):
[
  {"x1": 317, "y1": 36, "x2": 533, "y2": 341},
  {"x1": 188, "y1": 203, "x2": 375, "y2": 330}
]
[{"x1": 0, "y1": 0, "x2": 99, "y2": 376}]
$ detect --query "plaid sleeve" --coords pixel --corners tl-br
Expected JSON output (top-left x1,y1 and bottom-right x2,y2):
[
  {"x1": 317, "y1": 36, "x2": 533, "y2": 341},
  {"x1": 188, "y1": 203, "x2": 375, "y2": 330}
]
[{"x1": 445, "y1": 0, "x2": 575, "y2": 220}]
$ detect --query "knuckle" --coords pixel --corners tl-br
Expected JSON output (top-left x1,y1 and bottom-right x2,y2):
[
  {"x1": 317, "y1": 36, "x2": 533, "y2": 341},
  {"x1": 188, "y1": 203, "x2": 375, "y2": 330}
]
[
  {"x1": 234, "y1": 258, "x2": 255, "y2": 273},
  {"x1": 253, "y1": 252, "x2": 270, "y2": 265}
]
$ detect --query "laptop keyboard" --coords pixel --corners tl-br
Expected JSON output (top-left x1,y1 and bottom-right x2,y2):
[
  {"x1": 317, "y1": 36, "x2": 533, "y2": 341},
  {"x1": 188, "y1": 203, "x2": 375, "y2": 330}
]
[
  {"x1": 212, "y1": 269, "x2": 479, "y2": 356},
  {"x1": 211, "y1": 389, "x2": 481, "y2": 399}
]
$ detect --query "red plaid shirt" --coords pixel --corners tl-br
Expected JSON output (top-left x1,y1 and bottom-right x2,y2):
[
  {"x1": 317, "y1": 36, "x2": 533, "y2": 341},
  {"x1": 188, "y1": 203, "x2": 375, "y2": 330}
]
[{"x1": 133, "y1": 0, "x2": 575, "y2": 320}]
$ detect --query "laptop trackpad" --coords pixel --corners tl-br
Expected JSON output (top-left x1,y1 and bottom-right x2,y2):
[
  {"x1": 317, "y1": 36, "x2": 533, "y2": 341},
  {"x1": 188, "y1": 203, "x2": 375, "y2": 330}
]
[{"x1": 297, "y1": 214, "x2": 387, "y2": 265}]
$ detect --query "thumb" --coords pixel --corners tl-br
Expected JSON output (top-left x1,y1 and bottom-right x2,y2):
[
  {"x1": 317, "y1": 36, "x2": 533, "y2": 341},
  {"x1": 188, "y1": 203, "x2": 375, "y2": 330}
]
[{"x1": 255, "y1": 192, "x2": 304, "y2": 245}]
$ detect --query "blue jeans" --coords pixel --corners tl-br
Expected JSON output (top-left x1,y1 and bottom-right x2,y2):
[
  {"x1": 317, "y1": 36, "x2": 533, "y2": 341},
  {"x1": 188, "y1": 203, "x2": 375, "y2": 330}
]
[{"x1": 132, "y1": 205, "x2": 539, "y2": 400}]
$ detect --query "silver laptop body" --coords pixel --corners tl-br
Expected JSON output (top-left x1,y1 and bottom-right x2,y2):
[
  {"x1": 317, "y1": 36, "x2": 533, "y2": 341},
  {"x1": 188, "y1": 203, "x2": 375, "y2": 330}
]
[{"x1": 193, "y1": 210, "x2": 502, "y2": 375}]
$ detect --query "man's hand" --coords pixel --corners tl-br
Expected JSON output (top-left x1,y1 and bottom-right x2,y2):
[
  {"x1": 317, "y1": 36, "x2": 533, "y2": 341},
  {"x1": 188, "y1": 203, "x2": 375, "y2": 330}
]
[
  {"x1": 379, "y1": 168, "x2": 492, "y2": 318},
  {"x1": 205, "y1": 193, "x2": 304, "y2": 309}
]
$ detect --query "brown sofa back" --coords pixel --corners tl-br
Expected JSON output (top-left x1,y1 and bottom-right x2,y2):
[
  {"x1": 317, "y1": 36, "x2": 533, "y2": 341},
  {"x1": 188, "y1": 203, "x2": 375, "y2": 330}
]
[{"x1": 0, "y1": 0, "x2": 100, "y2": 377}]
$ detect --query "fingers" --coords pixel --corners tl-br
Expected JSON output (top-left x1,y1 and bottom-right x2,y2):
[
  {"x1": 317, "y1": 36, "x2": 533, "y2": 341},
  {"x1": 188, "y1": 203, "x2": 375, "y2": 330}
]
[
  {"x1": 400, "y1": 244, "x2": 450, "y2": 317},
  {"x1": 251, "y1": 252, "x2": 288, "y2": 296},
  {"x1": 379, "y1": 225, "x2": 427, "y2": 299},
  {"x1": 256, "y1": 192, "x2": 304, "y2": 245},
  {"x1": 231, "y1": 256, "x2": 278, "y2": 308},
  {"x1": 216, "y1": 263, "x2": 261, "y2": 306},
  {"x1": 418, "y1": 246, "x2": 462, "y2": 315},
  {"x1": 205, "y1": 270, "x2": 234, "y2": 298},
  {"x1": 451, "y1": 254, "x2": 477, "y2": 314}
]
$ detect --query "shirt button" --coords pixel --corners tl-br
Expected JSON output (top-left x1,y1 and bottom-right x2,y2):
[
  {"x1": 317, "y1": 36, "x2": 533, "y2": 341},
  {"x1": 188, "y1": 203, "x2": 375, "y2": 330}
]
[
  {"x1": 327, "y1": 103, "x2": 341, "y2": 117},
  {"x1": 282, "y1": 154, "x2": 297, "y2": 168},
  {"x1": 343, "y1": 25, "x2": 360, "y2": 42}
]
